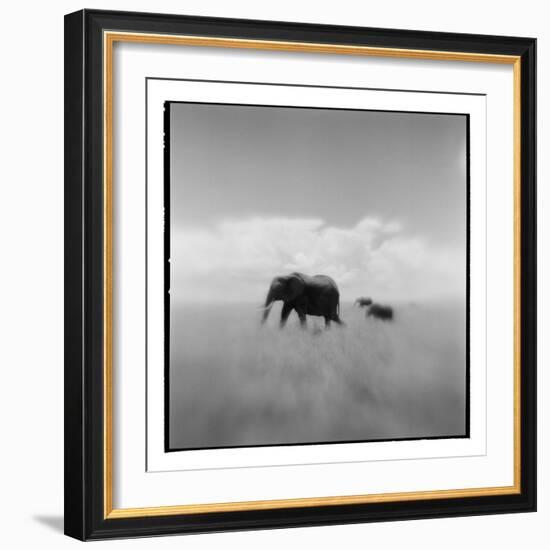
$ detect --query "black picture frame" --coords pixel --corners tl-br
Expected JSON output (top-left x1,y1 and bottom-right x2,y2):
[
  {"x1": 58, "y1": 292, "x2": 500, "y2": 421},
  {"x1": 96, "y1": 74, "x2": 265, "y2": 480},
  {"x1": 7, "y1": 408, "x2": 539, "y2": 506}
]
[{"x1": 64, "y1": 9, "x2": 536, "y2": 541}]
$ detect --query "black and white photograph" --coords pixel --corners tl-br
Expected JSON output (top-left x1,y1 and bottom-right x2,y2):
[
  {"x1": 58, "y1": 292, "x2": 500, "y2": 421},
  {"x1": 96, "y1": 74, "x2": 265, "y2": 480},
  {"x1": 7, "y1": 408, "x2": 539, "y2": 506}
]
[
  {"x1": 165, "y1": 101, "x2": 469, "y2": 451},
  {"x1": 59, "y1": 6, "x2": 537, "y2": 542}
]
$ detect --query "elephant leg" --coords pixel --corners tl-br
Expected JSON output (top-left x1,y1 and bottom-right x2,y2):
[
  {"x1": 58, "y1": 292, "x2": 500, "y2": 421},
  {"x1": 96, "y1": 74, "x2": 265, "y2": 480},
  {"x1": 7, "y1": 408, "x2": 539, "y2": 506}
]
[
  {"x1": 325, "y1": 316, "x2": 331, "y2": 329},
  {"x1": 280, "y1": 302, "x2": 293, "y2": 328},
  {"x1": 331, "y1": 312, "x2": 345, "y2": 326},
  {"x1": 295, "y1": 307, "x2": 307, "y2": 328}
]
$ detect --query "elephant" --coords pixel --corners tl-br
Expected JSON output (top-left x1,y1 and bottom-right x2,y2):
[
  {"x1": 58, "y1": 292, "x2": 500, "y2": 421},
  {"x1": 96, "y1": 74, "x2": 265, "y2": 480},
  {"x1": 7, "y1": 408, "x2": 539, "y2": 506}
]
[
  {"x1": 261, "y1": 272, "x2": 344, "y2": 328},
  {"x1": 354, "y1": 297, "x2": 373, "y2": 308},
  {"x1": 366, "y1": 303, "x2": 394, "y2": 321}
]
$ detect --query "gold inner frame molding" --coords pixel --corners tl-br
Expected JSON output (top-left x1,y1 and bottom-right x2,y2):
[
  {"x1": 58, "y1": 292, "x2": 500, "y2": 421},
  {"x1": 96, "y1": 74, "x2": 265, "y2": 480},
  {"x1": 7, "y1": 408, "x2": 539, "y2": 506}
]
[{"x1": 103, "y1": 30, "x2": 522, "y2": 519}]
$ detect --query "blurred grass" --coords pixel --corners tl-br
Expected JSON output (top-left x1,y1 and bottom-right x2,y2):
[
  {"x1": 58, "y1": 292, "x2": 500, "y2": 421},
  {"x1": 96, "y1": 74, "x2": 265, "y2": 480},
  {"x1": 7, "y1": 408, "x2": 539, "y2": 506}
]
[{"x1": 169, "y1": 301, "x2": 466, "y2": 449}]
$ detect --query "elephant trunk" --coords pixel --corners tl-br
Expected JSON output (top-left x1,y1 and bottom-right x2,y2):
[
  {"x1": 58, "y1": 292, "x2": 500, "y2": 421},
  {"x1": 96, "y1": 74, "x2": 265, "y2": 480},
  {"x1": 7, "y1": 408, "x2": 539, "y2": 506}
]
[{"x1": 261, "y1": 287, "x2": 276, "y2": 324}]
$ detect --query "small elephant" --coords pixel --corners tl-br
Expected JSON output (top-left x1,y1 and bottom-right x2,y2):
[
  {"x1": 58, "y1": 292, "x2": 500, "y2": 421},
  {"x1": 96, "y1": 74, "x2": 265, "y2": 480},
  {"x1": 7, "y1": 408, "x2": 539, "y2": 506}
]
[
  {"x1": 354, "y1": 297, "x2": 373, "y2": 308},
  {"x1": 366, "y1": 303, "x2": 394, "y2": 321},
  {"x1": 261, "y1": 272, "x2": 344, "y2": 328}
]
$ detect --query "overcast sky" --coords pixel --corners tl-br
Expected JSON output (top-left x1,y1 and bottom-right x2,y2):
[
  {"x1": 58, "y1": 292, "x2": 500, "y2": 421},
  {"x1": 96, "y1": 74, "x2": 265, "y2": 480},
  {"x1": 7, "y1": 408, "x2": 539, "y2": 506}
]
[{"x1": 168, "y1": 102, "x2": 467, "y2": 304}]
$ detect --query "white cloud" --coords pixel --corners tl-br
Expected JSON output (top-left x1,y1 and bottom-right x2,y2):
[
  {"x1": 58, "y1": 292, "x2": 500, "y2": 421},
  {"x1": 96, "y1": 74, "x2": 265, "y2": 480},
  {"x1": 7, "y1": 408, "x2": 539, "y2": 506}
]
[{"x1": 171, "y1": 216, "x2": 464, "y2": 304}]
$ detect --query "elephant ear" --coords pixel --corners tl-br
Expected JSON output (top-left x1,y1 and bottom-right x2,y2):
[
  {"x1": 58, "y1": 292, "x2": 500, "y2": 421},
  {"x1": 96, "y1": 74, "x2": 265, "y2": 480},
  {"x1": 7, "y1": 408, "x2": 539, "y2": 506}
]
[{"x1": 284, "y1": 274, "x2": 305, "y2": 300}]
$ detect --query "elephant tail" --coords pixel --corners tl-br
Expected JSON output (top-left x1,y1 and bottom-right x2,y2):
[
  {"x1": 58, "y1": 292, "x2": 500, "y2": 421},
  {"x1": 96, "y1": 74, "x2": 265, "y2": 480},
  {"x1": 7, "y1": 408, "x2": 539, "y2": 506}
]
[
  {"x1": 336, "y1": 300, "x2": 344, "y2": 323},
  {"x1": 336, "y1": 301, "x2": 346, "y2": 327}
]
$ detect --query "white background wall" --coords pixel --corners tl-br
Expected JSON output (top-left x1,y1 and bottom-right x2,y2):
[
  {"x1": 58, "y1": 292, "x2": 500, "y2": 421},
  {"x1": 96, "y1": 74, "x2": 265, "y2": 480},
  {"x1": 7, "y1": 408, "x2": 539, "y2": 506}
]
[{"x1": 0, "y1": 0, "x2": 545, "y2": 547}]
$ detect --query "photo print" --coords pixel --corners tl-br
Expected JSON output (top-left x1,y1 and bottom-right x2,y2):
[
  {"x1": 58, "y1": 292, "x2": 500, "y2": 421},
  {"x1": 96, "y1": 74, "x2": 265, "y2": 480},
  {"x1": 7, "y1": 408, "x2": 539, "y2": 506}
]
[{"x1": 164, "y1": 101, "x2": 469, "y2": 451}]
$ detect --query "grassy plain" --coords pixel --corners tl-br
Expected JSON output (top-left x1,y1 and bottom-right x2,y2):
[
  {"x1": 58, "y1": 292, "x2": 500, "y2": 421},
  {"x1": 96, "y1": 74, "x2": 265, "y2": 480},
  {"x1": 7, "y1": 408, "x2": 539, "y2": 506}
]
[{"x1": 169, "y1": 301, "x2": 466, "y2": 449}]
